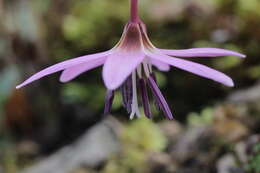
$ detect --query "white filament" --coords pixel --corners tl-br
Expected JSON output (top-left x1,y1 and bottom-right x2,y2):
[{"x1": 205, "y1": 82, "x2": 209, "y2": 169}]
[
  {"x1": 137, "y1": 65, "x2": 142, "y2": 78},
  {"x1": 148, "y1": 63, "x2": 152, "y2": 72},
  {"x1": 130, "y1": 71, "x2": 141, "y2": 119},
  {"x1": 143, "y1": 59, "x2": 151, "y2": 77}
]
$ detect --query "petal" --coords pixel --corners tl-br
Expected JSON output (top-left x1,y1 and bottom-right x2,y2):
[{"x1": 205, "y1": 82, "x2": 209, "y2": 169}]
[
  {"x1": 103, "y1": 51, "x2": 145, "y2": 90},
  {"x1": 149, "y1": 58, "x2": 170, "y2": 71},
  {"x1": 147, "y1": 52, "x2": 234, "y2": 87},
  {"x1": 16, "y1": 51, "x2": 111, "y2": 89},
  {"x1": 160, "y1": 48, "x2": 246, "y2": 58},
  {"x1": 60, "y1": 56, "x2": 107, "y2": 82}
]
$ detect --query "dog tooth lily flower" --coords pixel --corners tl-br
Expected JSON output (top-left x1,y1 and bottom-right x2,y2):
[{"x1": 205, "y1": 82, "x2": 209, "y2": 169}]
[{"x1": 16, "y1": 0, "x2": 245, "y2": 119}]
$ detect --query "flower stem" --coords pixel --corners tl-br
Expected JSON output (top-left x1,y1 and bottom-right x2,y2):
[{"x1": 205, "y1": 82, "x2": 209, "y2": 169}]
[{"x1": 130, "y1": 0, "x2": 138, "y2": 23}]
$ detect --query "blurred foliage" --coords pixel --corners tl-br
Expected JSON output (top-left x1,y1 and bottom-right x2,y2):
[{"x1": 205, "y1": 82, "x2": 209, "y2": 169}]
[
  {"x1": 62, "y1": 82, "x2": 106, "y2": 110},
  {"x1": 2, "y1": 146, "x2": 18, "y2": 173},
  {"x1": 0, "y1": 0, "x2": 260, "y2": 172},
  {"x1": 62, "y1": 0, "x2": 129, "y2": 49},
  {"x1": 0, "y1": 66, "x2": 19, "y2": 142},
  {"x1": 237, "y1": 0, "x2": 260, "y2": 17}
]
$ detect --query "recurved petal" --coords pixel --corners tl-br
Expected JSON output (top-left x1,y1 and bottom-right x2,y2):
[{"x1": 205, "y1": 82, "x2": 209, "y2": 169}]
[
  {"x1": 149, "y1": 58, "x2": 170, "y2": 71},
  {"x1": 60, "y1": 56, "x2": 107, "y2": 83},
  {"x1": 147, "y1": 52, "x2": 234, "y2": 87},
  {"x1": 16, "y1": 51, "x2": 111, "y2": 89},
  {"x1": 103, "y1": 51, "x2": 145, "y2": 90},
  {"x1": 160, "y1": 48, "x2": 246, "y2": 58}
]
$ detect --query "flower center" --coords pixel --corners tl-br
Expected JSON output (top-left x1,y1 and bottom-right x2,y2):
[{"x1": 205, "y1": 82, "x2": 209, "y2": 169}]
[{"x1": 104, "y1": 60, "x2": 173, "y2": 120}]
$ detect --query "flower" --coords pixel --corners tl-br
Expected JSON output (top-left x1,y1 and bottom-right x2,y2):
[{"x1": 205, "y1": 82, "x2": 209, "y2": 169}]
[{"x1": 16, "y1": 0, "x2": 245, "y2": 119}]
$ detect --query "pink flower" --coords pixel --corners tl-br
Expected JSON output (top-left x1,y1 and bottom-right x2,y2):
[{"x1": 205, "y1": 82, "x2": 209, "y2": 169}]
[{"x1": 16, "y1": 0, "x2": 245, "y2": 119}]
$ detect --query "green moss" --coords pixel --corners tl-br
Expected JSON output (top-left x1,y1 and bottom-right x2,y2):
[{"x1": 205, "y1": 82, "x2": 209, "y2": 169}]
[
  {"x1": 103, "y1": 117, "x2": 167, "y2": 173},
  {"x1": 187, "y1": 107, "x2": 214, "y2": 126},
  {"x1": 245, "y1": 143, "x2": 260, "y2": 173},
  {"x1": 122, "y1": 117, "x2": 167, "y2": 151}
]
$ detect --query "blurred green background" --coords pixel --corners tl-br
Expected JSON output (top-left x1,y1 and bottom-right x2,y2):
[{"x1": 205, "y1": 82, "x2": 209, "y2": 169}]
[{"x1": 0, "y1": 0, "x2": 260, "y2": 173}]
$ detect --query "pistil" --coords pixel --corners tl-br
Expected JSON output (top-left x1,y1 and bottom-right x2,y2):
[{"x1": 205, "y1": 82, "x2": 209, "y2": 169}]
[{"x1": 130, "y1": 71, "x2": 141, "y2": 119}]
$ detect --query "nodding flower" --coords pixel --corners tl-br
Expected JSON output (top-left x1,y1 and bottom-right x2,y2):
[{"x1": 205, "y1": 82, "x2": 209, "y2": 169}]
[{"x1": 16, "y1": 0, "x2": 245, "y2": 119}]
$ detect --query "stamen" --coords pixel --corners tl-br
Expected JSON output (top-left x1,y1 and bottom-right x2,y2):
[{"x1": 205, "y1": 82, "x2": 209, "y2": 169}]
[
  {"x1": 143, "y1": 59, "x2": 151, "y2": 77},
  {"x1": 148, "y1": 63, "x2": 152, "y2": 72},
  {"x1": 139, "y1": 78, "x2": 152, "y2": 119},
  {"x1": 104, "y1": 90, "x2": 115, "y2": 115},
  {"x1": 130, "y1": 71, "x2": 141, "y2": 119},
  {"x1": 121, "y1": 86, "x2": 127, "y2": 108},
  {"x1": 150, "y1": 73, "x2": 160, "y2": 111},
  {"x1": 147, "y1": 76, "x2": 174, "y2": 120},
  {"x1": 151, "y1": 72, "x2": 157, "y2": 82},
  {"x1": 137, "y1": 65, "x2": 142, "y2": 78},
  {"x1": 121, "y1": 76, "x2": 133, "y2": 113}
]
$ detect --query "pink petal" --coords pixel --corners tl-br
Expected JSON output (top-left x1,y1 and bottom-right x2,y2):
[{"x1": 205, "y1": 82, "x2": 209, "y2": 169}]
[
  {"x1": 16, "y1": 51, "x2": 111, "y2": 89},
  {"x1": 60, "y1": 56, "x2": 107, "y2": 83},
  {"x1": 103, "y1": 51, "x2": 145, "y2": 90},
  {"x1": 147, "y1": 52, "x2": 234, "y2": 87},
  {"x1": 160, "y1": 48, "x2": 246, "y2": 58},
  {"x1": 149, "y1": 58, "x2": 170, "y2": 71}
]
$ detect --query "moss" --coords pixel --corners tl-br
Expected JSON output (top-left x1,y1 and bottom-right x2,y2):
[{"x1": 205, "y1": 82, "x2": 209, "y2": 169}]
[
  {"x1": 103, "y1": 117, "x2": 167, "y2": 173},
  {"x1": 187, "y1": 107, "x2": 214, "y2": 127},
  {"x1": 245, "y1": 143, "x2": 260, "y2": 173}
]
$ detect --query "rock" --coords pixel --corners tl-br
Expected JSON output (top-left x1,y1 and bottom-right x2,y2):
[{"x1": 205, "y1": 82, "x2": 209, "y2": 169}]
[
  {"x1": 16, "y1": 140, "x2": 39, "y2": 157},
  {"x1": 147, "y1": 152, "x2": 176, "y2": 173},
  {"x1": 245, "y1": 135, "x2": 260, "y2": 154},
  {"x1": 21, "y1": 117, "x2": 121, "y2": 173},
  {"x1": 159, "y1": 121, "x2": 183, "y2": 142},
  {"x1": 234, "y1": 135, "x2": 260, "y2": 166},
  {"x1": 217, "y1": 154, "x2": 244, "y2": 173},
  {"x1": 213, "y1": 105, "x2": 249, "y2": 142},
  {"x1": 170, "y1": 126, "x2": 216, "y2": 163},
  {"x1": 69, "y1": 168, "x2": 94, "y2": 173},
  {"x1": 228, "y1": 80, "x2": 260, "y2": 103},
  {"x1": 235, "y1": 142, "x2": 248, "y2": 164}
]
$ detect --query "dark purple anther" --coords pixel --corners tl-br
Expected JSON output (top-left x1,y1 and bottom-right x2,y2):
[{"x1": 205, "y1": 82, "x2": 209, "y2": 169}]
[
  {"x1": 121, "y1": 86, "x2": 127, "y2": 108},
  {"x1": 104, "y1": 90, "x2": 115, "y2": 115},
  {"x1": 147, "y1": 76, "x2": 173, "y2": 120},
  {"x1": 139, "y1": 78, "x2": 152, "y2": 119},
  {"x1": 121, "y1": 76, "x2": 133, "y2": 113}
]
